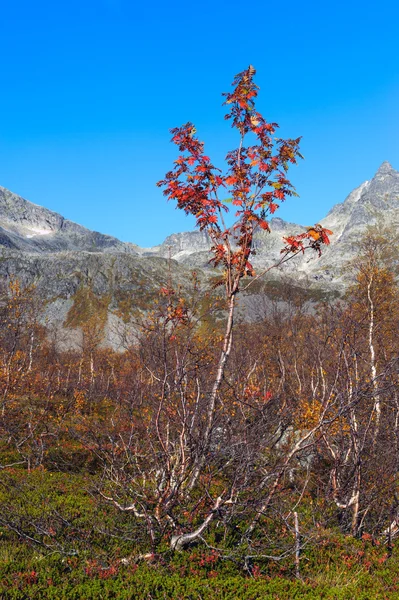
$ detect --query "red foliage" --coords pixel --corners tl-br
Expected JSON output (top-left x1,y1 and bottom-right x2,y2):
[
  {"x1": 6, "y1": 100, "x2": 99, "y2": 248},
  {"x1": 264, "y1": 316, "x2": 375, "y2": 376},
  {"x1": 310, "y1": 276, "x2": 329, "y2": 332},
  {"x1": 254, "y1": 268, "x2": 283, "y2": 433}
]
[{"x1": 158, "y1": 66, "x2": 331, "y2": 287}]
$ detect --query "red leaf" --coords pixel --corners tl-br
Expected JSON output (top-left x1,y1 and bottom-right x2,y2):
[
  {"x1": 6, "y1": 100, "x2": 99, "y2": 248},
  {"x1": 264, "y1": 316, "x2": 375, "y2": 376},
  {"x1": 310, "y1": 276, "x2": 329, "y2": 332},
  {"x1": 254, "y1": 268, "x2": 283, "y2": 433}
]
[{"x1": 259, "y1": 220, "x2": 269, "y2": 231}]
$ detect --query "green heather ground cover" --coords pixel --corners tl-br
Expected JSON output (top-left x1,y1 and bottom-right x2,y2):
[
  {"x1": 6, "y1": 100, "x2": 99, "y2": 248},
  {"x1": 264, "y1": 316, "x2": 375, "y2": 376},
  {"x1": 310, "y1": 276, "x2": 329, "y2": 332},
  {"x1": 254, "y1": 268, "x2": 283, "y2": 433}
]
[
  {"x1": 0, "y1": 469, "x2": 398, "y2": 600},
  {"x1": 0, "y1": 550, "x2": 399, "y2": 599}
]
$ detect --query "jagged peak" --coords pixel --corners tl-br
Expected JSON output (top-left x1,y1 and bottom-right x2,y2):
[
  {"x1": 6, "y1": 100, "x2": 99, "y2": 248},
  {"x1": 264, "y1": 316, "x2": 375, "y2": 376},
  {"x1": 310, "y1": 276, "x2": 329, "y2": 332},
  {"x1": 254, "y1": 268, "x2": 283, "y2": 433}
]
[
  {"x1": 375, "y1": 161, "x2": 396, "y2": 175},
  {"x1": 0, "y1": 184, "x2": 62, "y2": 216},
  {"x1": 269, "y1": 216, "x2": 301, "y2": 230}
]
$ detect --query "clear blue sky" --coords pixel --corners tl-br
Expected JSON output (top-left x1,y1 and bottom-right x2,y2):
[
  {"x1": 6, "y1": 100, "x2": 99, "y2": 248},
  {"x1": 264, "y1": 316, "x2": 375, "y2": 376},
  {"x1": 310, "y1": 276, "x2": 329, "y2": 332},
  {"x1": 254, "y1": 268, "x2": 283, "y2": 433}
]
[{"x1": 1, "y1": 0, "x2": 398, "y2": 247}]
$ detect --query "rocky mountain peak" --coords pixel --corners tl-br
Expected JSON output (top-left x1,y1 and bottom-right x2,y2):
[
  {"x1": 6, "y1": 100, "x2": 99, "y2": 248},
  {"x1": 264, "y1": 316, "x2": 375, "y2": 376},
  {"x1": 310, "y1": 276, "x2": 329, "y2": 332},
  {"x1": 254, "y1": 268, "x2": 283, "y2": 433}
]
[
  {"x1": 1, "y1": 160, "x2": 398, "y2": 279},
  {"x1": 361, "y1": 161, "x2": 399, "y2": 210},
  {"x1": 376, "y1": 161, "x2": 395, "y2": 176},
  {"x1": 269, "y1": 217, "x2": 297, "y2": 230},
  {"x1": 0, "y1": 162, "x2": 398, "y2": 348},
  {"x1": 0, "y1": 185, "x2": 139, "y2": 255},
  {"x1": 306, "y1": 162, "x2": 399, "y2": 282},
  {"x1": 0, "y1": 185, "x2": 64, "y2": 234}
]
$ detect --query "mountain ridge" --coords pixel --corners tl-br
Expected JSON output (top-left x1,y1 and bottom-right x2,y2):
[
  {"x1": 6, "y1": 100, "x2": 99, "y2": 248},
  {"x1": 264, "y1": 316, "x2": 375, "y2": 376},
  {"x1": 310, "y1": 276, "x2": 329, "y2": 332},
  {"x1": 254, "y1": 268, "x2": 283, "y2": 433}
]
[
  {"x1": 2, "y1": 161, "x2": 398, "y2": 269},
  {"x1": 1, "y1": 162, "x2": 398, "y2": 348},
  {"x1": 0, "y1": 185, "x2": 140, "y2": 255}
]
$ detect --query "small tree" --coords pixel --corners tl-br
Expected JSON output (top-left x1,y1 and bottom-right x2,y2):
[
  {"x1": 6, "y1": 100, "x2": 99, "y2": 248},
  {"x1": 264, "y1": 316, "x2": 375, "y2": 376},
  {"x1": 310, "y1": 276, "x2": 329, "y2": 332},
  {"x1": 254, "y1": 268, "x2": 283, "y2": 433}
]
[
  {"x1": 158, "y1": 66, "x2": 332, "y2": 492},
  {"x1": 90, "y1": 68, "x2": 333, "y2": 558}
]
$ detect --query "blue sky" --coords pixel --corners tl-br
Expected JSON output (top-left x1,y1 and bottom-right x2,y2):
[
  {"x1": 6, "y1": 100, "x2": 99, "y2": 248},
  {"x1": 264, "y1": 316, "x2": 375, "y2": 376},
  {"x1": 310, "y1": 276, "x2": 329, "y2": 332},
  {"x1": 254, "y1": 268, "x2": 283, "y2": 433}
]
[{"x1": 1, "y1": 0, "x2": 398, "y2": 247}]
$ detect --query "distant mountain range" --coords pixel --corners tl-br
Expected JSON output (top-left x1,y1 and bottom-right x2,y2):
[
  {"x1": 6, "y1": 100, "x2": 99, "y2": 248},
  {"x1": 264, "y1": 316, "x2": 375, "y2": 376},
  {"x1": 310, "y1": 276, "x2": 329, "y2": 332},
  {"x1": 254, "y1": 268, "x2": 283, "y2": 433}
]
[
  {"x1": 143, "y1": 161, "x2": 399, "y2": 282},
  {"x1": 0, "y1": 184, "x2": 140, "y2": 254},
  {"x1": 1, "y1": 161, "x2": 398, "y2": 348}
]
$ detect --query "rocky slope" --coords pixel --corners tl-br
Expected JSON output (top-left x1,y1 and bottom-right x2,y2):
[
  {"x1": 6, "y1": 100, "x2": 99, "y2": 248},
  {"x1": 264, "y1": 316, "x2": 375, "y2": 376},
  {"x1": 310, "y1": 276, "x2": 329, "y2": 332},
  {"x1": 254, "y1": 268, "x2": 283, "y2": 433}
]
[
  {"x1": 1, "y1": 162, "x2": 398, "y2": 347},
  {"x1": 135, "y1": 162, "x2": 399, "y2": 289},
  {"x1": 0, "y1": 186, "x2": 194, "y2": 348},
  {"x1": 0, "y1": 185, "x2": 139, "y2": 254},
  {"x1": 314, "y1": 161, "x2": 399, "y2": 278}
]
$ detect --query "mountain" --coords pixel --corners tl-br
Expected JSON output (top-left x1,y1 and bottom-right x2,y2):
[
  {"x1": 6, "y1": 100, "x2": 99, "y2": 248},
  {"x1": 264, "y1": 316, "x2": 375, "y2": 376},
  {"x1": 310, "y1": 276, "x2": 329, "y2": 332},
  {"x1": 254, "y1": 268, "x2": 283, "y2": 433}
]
[
  {"x1": 148, "y1": 162, "x2": 399, "y2": 286},
  {"x1": 0, "y1": 185, "x2": 139, "y2": 254},
  {"x1": 1, "y1": 162, "x2": 398, "y2": 347},
  {"x1": 314, "y1": 161, "x2": 399, "y2": 277},
  {"x1": 0, "y1": 186, "x2": 194, "y2": 349}
]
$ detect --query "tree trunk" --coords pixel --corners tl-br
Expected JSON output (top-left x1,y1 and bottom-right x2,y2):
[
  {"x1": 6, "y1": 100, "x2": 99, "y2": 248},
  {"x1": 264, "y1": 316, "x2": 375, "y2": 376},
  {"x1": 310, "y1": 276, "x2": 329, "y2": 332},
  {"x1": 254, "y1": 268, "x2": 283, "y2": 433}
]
[{"x1": 187, "y1": 293, "x2": 236, "y2": 491}]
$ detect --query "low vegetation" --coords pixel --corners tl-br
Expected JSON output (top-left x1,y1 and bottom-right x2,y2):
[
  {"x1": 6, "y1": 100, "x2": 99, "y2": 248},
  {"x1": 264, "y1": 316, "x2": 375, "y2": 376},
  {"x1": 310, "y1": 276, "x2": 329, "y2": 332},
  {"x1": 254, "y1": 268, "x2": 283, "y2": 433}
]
[
  {"x1": 1, "y1": 233, "x2": 399, "y2": 597},
  {"x1": 1, "y1": 67, "x2": 398, "y2": 598}
]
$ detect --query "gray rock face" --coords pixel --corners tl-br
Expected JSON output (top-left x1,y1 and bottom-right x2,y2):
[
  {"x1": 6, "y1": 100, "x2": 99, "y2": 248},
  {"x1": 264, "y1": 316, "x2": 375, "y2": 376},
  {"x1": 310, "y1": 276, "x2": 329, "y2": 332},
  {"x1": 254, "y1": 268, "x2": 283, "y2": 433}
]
[
  {"x1": 0, "y1": 246, "x2": 195, "y2": 349},
  {"x1": 308, "y1": 161, "x2": 399, "y2": 284},
  {"x1": 0, "y1": 186, "x2": 139, "y2": 255},
  {"x1": 149, "y1": 162, "x2": 399, "y2": 289},
  {"x1": 0, "y1": 186, "x2": 209, "y2": 348},
  {"x1": 139, "y1": 230, "x2": 212, "y2": 267},
  {"x1": 1, "y1": 162, "x2": 398, "y2": 347}
]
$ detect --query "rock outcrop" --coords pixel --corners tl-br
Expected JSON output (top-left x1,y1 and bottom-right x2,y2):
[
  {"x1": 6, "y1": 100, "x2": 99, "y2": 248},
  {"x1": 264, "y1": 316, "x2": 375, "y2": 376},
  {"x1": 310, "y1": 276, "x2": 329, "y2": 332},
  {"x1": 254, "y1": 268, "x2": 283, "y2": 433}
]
[{"x1": 0, "y1": 185, "x2": 139, "y2": 254}]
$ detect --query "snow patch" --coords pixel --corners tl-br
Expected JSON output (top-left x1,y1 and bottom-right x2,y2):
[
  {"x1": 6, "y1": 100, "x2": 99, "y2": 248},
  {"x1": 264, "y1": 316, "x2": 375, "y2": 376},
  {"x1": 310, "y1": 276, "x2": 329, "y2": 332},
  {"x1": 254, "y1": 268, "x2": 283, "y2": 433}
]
[
  {"x1": 26, "y1": 227, "x2": 53, "y2": 238},
  {"x1": 172, "y1": 249, "x2": 201, "y2": 260}
]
